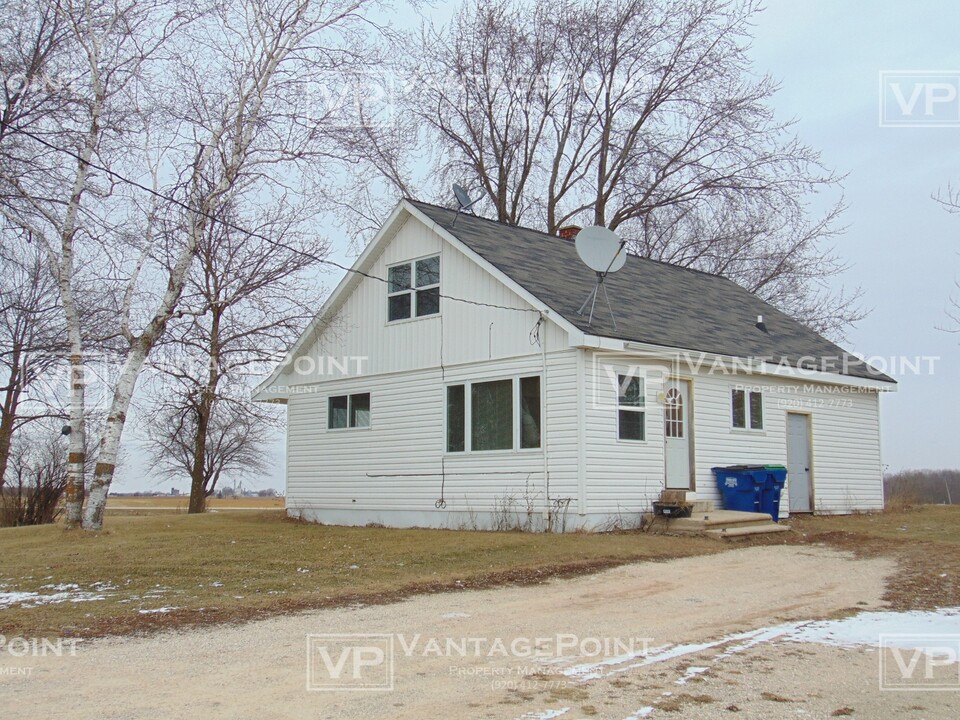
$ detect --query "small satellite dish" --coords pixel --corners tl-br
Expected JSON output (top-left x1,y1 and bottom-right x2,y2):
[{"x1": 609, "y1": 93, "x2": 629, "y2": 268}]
[
  {"x1": 575, "y1": 225, "x2": 627, "y2": 329},
  {"x1": 451, "y1": 183, "x2": 479, "y2": 226},
  {"x1": 453, "y1": 183, "x2": 474, "y2": 210},
  {"x1": 575, "y1": 226, "x2": 626, "y2": 273}
]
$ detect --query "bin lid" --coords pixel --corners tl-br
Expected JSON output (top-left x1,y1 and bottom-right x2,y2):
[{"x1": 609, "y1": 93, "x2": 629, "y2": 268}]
[
  {"x1": 715, "y1": 464, "x2": 767, "y2": 471},
  {"x1": 764, "y1": 464, "x2": 787, "y2": 470}
]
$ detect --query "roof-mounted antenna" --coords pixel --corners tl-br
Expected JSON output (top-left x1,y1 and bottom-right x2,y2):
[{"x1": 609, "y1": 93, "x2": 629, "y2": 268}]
[
  {"x1": 452, "y1": 183, "x2": 478, "y2": 227},
  {"x1": 575, "y1": 226, "x2": 627, "y2": 330}
]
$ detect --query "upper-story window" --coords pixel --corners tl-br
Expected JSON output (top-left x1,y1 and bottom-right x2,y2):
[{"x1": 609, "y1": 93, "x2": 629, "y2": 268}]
[{"x1": 387, "y1": 255, "x2": 440, "y2": 321}]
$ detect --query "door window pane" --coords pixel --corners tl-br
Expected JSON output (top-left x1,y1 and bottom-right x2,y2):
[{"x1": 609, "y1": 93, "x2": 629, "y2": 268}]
[
  {"x1": 665, "y1": 387, "x2": 683, "y2": 438},
  {"x1": 471, "y1": 380, "x2": 513, "y2": 451},
  {"x1": 520, "y1": 376, "x2": 541, "y2": 449}
]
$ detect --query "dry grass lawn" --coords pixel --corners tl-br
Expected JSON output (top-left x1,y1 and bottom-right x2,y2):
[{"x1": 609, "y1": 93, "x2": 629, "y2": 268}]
[
  {"x1": 0, "y1": 512, "x2": 721, "y2": 638},
  {"x1": 3, "y1": 505, "x2": 957, "y2": 640}
]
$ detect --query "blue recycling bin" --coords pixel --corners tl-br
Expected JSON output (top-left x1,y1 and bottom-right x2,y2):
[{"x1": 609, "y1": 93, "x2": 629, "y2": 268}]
[
  {"x1": 711, "y1": 465, "x2": 765, "y2": 513},
  {"x1": 761, "y1": 465, "x2": 788, "y2": 522}
]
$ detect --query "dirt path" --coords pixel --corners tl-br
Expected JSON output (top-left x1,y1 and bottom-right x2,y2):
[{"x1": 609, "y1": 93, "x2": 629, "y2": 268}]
[{"x1": 3, "y1": 545, "x2": 951, "y2": 719}]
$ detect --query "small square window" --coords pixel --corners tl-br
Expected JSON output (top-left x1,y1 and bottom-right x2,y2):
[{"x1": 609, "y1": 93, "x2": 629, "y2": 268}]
[
  {"x1": 388, "y1": 256, "x2": 440, "y2": 322},
  {"x1": 328, "y1": 393, "x2": 371, "y2": 429}
]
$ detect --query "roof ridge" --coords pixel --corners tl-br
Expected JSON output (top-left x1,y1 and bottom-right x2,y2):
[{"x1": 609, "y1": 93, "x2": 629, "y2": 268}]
[{"x1": 405, "y1": 197, "x2": 733, "y2": 284}]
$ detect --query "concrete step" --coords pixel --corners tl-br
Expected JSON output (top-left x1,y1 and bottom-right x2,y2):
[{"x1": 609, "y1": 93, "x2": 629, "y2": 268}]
[
  {"x1": 705, "y1": 524, "x2": 791, "y2": 539},
  {"x1": 667, "y1": 510, "x2": 775, "y2": 533}
]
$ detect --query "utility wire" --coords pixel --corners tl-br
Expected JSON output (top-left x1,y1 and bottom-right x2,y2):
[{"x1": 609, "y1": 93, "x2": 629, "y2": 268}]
[{"x1": 13, "y1": 126, "x2": 540, "y2": 316}]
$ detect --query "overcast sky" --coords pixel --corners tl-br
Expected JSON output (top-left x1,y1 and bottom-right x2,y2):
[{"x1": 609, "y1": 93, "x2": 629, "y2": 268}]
[
  {"x1": 746, "y1": 0, "x2": 959, "y2": 471},
  {"x1": 116, "y1": 0, "x2": 959, "y2": 493}
]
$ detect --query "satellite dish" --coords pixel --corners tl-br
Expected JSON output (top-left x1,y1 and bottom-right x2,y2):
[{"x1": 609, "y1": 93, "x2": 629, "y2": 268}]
[
  {"x1": 575, "y1": 225, "x2": 626, "y2": 273},
  {"x1": 453, "y1": 183, "x2": 474, "y2": 210},
  {"x1": 451, "y1": 183, "x2": 479, "y2": 226},
  {"x1": 575, "y1": 225, "x2": 627, "y2": 329}
]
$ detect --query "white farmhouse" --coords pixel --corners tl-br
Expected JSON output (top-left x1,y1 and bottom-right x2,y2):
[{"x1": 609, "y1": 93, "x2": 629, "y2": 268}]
[{"x1": 254, "y1": 199, "x2": 896, "y2": 530}]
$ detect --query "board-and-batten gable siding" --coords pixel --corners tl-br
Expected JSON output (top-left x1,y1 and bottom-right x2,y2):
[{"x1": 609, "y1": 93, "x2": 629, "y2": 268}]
[
  {"x1": 689, "y1": 371, "x2": 883, "y2": 513},
  {"x1": 581, "y1": 351, "x2": 667, "y2": 515},
  {"x1": 278, "y1": 215, "x2": 568, "y2": 389},
  {"x1": 285, "y1": 350, "x2": 581, "y2": 520}
]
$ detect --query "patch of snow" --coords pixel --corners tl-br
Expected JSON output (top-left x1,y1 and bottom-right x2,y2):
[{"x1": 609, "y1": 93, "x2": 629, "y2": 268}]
[
  {"x1": 138, "y1": 607, "x2": 180, "y2": 615},
  {"x1": 623, "y1": 708, "x2": 654, "y2": 719},
  {"x1": 675, "y1": 666, "x2": 710, "y2": 685},
  {"x1": 0, "y1": 588, "x2": 108, "y2": 609},
  {"x1": 562, "y1": 608, "x2": 960, "y2": 685},
  {"x1": 441, "y1": 612, "x2": 471, "y2": 619},
  {"x1": 515, "y1": 708, "x2": 570, "y2": 720},
  {"x1": 210, "y1": 581, "x2": 223, "y2": 587}
]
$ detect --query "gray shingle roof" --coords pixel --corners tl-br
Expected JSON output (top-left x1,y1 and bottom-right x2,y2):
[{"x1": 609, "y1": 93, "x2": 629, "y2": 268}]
[{"x1": 410, "y1": 200, "x2": 893, "y2": 384}]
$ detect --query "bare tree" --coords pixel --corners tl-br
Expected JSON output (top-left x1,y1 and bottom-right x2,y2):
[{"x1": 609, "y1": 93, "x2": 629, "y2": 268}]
[
  {"x1": 1, "y1": 0, "x2": 385, "y2": 530},
  {"x1": 145, "y1": 396, "x2": 269, "y2": 505},
  {"x1": 144, "y1": 201, "x2": 323, "y2": 512},
  {"x1": 0, "y1": 425, "x2": 69, "y2": 527},
  {"x1": 389, "y1": 0, "x2": 861, "y2": 337},
  {"x1": 0, "y1": 238, "x2": 65, "y2": 489}
]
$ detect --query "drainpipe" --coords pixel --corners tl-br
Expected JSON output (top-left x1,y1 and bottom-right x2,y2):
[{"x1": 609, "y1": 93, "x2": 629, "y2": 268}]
[{"x1": 539, "y1": 311, "x2": 550, "y2": 527}]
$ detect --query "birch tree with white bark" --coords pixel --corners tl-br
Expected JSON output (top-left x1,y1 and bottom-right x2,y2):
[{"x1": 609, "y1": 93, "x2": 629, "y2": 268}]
[{"x1": 1, "y1": 0, "x2": 387, "y2": 530}]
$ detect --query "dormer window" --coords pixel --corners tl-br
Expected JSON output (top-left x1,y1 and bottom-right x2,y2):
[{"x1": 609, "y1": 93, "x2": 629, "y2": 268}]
[{"x1": 387, "y1": 255, "x2": 440, "y2": 321}]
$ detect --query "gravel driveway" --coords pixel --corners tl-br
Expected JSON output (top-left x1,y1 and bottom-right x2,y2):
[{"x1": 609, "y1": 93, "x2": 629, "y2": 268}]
[{"x1": 3, "y1": 545, "x2": 955, "y2": 719}]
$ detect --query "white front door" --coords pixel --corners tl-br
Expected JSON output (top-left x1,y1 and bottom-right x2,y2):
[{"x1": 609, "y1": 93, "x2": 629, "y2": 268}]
[
  {"x1": 787, "y1": 413, "x2": 813, "y2": 512},
  {"x1": 664, "y1": 380, "x2": 692, "y2": 490}
]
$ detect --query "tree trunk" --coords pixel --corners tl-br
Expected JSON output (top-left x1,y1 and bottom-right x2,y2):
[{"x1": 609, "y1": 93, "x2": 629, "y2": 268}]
[
  {"x1": 187, "y1": 397, "x2": 212, "y2": 513},
  {"x1": 187, "y1": 307, "x2": 221, "y2": 513},
  {"x1": 0, "y1": 357, "x2": 22, "y2": 490},
  {"x1": 82, "y1": 341, "x2": 149, "y2": 530}
]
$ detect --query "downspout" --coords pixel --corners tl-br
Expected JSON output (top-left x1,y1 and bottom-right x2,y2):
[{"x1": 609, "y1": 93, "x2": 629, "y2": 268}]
[{"x1": 539, "y1": 311, "x2": 550, "y2": 527}]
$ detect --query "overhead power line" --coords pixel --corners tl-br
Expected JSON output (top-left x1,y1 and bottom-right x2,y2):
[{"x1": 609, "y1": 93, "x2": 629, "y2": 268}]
[{"x1": 13, "y1": 125, "x2": 539, "y2": 315}]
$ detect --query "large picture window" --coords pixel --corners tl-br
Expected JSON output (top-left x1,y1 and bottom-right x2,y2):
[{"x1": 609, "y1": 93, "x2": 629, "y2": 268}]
[
  {"x1": 387, "y1": 255, "x2": 440, "y2": 321},
  {"x1": 328, "y1": 393, "x2": 371, "y2": 429},
  {"x1": 446, "y1": 376, "x2": 541, "y2": 452},
  {"x1": 617, "y1": 374, "x2": 645, "y2": 441},
  {"x1": 732, "y1": 388, "x2": 763, "y2": 430}
]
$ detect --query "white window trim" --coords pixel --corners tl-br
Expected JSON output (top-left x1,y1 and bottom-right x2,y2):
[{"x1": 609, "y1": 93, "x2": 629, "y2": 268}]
[
  {"x1": 386, "y1": 253, "x2": 441, "y2": 324},
  {"x1": 730, "y1": 387, "x2": 764, "y2": 432},
  {"x1": 616, "y1": 371, "x2": 647, "y2": 443},
  {"x1": 327, "y1": 392, "x2": 372, "y2": 431},
  {"x1": 444, "y1": 374, "x2": 543, "y2": 454}
]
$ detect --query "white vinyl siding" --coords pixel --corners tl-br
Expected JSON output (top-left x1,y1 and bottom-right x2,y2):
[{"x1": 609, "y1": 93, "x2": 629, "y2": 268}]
[{"x1": 286, "y1": 352, "x2": 580, "y2": 526}]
